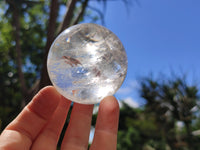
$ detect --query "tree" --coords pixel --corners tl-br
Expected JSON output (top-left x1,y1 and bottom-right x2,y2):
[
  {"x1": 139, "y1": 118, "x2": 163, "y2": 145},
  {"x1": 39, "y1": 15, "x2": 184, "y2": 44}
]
[
  {"x1": 1, "y1": 0, "x2": 92, "y2": 107},
  {"x1": 0, "y1": 0, "x2": 133, "y2": 105},
  {"x1": 115, "y1": 75, "x2": 200, "y2": 150},
  {"x1": 0, "y1": 0, "x2": 132, "y2": 132},
  {"x1": 117, "y1": 102, "x2": 170, "y2": 150},
  {"x1": 140, "y1": 75, "x2": 200, "y2": 149}
]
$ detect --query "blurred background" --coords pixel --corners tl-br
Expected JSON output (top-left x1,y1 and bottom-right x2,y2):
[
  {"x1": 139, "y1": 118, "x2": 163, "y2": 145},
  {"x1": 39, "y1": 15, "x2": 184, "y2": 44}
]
[{"x1": 0, "y1": 0, "x2": 200, "y2": 149}]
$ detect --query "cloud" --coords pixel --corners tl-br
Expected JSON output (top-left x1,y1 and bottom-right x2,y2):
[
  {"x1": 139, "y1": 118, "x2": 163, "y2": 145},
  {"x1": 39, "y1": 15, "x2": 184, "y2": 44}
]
[
  {"x1": 119, "y1": 97, "x2": 139, "y2": 108},
  {"x1": 124, "y1": 97, "x2": 139, "y2": 108},
  {"x1": 93, "y1": 105, "x2": 99, "y2": 114},
  {"x1": 117, "y1": 79, "x2": 140, "y2": 95},
  {"x1": 117, "y1": 87, "x2": 133, "y2": 95},
  {"x1": 129, "y1": 80, "x2": 140, "y2": 89},
  {"x1": 89, "y1": 127, "x2": 95, "y2": 144}
]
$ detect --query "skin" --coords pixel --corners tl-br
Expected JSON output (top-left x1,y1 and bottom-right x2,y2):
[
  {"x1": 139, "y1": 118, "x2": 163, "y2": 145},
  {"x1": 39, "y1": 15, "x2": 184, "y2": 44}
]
[{"x1": 0, "y1": 86, "x2": 119, "y2": 150}]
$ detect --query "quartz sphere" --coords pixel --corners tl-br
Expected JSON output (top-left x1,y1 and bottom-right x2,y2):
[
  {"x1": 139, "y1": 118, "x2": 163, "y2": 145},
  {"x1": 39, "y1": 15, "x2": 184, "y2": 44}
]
[{"x1": 47, "y1": 23, "x2": 127, "y2": 104}]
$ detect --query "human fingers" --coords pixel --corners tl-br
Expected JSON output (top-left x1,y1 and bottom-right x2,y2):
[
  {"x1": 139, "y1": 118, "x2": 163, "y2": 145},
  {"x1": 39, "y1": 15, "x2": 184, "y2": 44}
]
[
  {"x1": 0, "y1": 86, "x2": 60, "y2": 150},
  {"x1": 61, "y1": 103, "x2": 94, "y2": 150},
  {"x1": 31, "y1": 96, "x2": 71, "y2": 150},
  {"x1": 90, "y1": 96, "x2": 119, "y2": 150}
]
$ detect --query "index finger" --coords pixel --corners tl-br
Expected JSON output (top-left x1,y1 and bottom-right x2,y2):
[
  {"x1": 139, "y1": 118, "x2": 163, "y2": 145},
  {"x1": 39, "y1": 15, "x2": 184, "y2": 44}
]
[
  {"x1": 90, "y1": 96, "x2": 119, "y2": 150},
  {"x1": 0, "y1": 86, "x2": 60, "y2": 149}
]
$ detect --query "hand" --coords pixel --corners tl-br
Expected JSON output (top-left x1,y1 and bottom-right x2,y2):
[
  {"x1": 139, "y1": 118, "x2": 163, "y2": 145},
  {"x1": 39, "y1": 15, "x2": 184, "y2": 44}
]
[{"x1": 0, "y1": 86, "x2": 119, "y2": 150}]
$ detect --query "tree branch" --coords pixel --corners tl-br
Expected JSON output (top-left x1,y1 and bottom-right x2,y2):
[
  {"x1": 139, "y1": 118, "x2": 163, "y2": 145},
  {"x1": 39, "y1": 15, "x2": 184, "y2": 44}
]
[
  {"x1": 39, "y1": 0, "x2": 79, "y2": 90},
  {"x1": 87, "y1": 5, "x2": 105, "y2": 25},
  {"x1": 39, "y1": 0, "x2": 59, "y2": 89},
  {"x1": 73, "y1": 0, "x2": 89, "y2": 25},
  {"x1": 10, "y1": 1, "x2": 28, "y2": 107},
  {"x1": 58, "y1": 0, "x2": 78, "y2": 33}
]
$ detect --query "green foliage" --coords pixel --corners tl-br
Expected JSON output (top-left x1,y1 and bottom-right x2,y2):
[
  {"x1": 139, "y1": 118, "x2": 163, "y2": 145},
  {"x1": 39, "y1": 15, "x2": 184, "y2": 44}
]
[
  {"x1": 0, "y1": 0, "x2": 116, "y2": 131},
  {"x1": 143, "y1": 140, "x2": 171, "y2": 150},
  {"x1": 0, "y1": 1, "x2": 49, "y2": 131},
  {"x1": 115, "y1": 75, "x2": 200, "y2": 150},
  {"x1": 117, "y1": 76, "x2": 200, "y2": 150},
  {"x1": 118, "y1": 127, "x2": 142, "y2": 150},
  {"x1": 1, "y1": 0, "x2": 200, "y2": 149}
]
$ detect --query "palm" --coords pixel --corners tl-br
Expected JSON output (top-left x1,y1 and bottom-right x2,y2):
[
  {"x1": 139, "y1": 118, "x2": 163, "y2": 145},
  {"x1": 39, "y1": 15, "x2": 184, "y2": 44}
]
[{"x1": 0, "y1": 86, "x2": 119, "y2": 150}]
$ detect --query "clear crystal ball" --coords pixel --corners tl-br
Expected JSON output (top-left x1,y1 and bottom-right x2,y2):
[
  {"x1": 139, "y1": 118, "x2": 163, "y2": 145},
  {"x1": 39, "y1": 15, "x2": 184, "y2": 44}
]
[{"x1": 47, "y1": 23, "x2": 127, "y2": 104}]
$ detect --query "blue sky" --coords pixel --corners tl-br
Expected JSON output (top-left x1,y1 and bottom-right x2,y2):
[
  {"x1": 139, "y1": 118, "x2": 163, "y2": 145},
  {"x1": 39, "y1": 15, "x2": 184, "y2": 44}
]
[{"x1": 88, "y1": 0, "x2": 200, "y2": 106}]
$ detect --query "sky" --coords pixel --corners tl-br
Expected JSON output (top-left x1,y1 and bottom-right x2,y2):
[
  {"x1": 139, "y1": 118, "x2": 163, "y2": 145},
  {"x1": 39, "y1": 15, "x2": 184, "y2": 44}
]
[{"x1": 87, "y1": 0, "x2": 200, "y2": 107}]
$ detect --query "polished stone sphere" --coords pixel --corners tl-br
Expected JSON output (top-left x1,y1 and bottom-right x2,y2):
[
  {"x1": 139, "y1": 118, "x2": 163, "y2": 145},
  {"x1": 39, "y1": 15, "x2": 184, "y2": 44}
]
[{"x1": 47, "y1": 23, "x2": 127, "y2": 104}]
